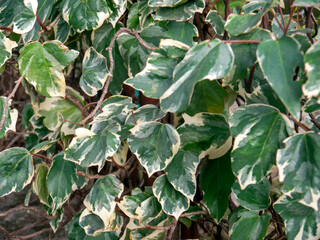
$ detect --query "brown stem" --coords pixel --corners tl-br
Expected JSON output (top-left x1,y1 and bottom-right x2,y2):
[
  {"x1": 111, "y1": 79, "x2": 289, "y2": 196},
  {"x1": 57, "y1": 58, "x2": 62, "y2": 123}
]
[
  {"x1": 81, "y1": 102, "x2": 98, "y2": 120},
  {"x1": 0, "y1": 76, "x2": 23, "y2": 131},
  {"x1": 80, "y1": 28, "x2": 156, "y2": 125},
  {"x1": 270, "y1": 9, "x2": 285, "y2": 32},
  {"x1": 36, "y1": 14, "x2": 47, "y2": 30},
  {"x1": 0, "y1": 205, "x2": 56, "y2": 220},
  {"x1": 132, "y1": 219, "x2": 177, "y2": 232},
  {"x1": 30, "y1": 153, "x2": 53, "y2": 163},
  {"x1": 180, "y1": 211, "x2": 207, "y2": 217},
  {"x1": 244, "y1": 63, "x2": 256, "y2": 93},
  {"x1": 63, "y1": 119, "x2": 83, "y2": 126},
  {"x1": 282, "y1": 113, "x2": 311, "y2": 131},
  {"x1": 283, "y1": 6, "x2": 294, "y2": 35},
  {"x1": 278, "y1": 4, "x2": 286, "y2": 29},
  {"x1": 16, "y1": 228, "x2": 52, "y2": 240},
  {"x1": 65, "y1": 91, "x2": 84, "y2": 111},
  {"x1": 309, "y1": 113, "x2": 320, "y2": 130},
  {"x1": 131, "y1": 110, "x2": 137, "y2": 125},
  {"x1": 38, "y1": 13, "x2": 61, "y2": 35},
  {"x1": 223, "y1": 40, "x2": 261, "y2": 44},
  {"x1": 0, "y1": 26, "x2": 15, "y2": 33}
]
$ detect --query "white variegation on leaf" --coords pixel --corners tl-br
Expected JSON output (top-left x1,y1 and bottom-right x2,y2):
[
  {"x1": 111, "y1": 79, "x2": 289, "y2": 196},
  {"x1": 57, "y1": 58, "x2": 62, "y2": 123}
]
[
  {"x1": 46, "y1": 154, "x2": 78, "y2": 214},
  {"x1": 18, "y1": 41, "x2": 79, "y2": 98},
  {"x1": 178, "y1": 113, "x2": 231, "y2": 159},
  {"x1": 128, "y1": 122, "x2": 180, "y2": 176},
  {"x1": 61, "y1": 0, "x2": 111, "y2": 32},
  {"x1": 160, "y1": 39, "x2": 234, "y2": 113},
  {"x1": 79, "y1": 209, "x2": 106, "y2": 236},
  {"x1": 0, "y1": 147, "x2": 33, "y2": 197},
  {"x1": 135, "y1": 196, "x2": 163, "y2": 225},
  {"x1": 153, "y1": 174, "x2": 189, "y2": 219},
  {"x1": 83, "y1": 175, "x2": 124, "y2": 227},
  {"x1": 125, "y1": 105, "x2": 166, "y2": 125},
  {"x1": 165, "y1": 150, "x2": 200, "y2": 200},
  {"x1": 13, "y1": 0, "x2": 37, "y2": 34},
  {"x1": 0, "y1": 97, "x2": 18, "y2": 139},
  {"x1": 33, "y1": 164, "x2": 50, "y2": 206},
  {"x1": 0, "y1": 32, "x2": 17, "y2": 67},
  {"x1": 230, "y1": 104, "x2": 292, "y2": 189},
  {"x1": 64, "y1": 122, "x2": 121, "y2": 171},
  {"x1": 149, "y1": 0, "x2": 188, "y2": 7},
  {"x1": 80, "y1": 47, "x2": 110, "y2": 96},
  {"x1": 277, "y1": 133, "x2": 320, "y2": 211}
]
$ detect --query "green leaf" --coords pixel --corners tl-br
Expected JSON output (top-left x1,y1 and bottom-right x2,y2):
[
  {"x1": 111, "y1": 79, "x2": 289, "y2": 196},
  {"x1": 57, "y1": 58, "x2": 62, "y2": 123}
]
[
  {"x1": 125, "y1": 39, "x2": 189, "y2": 99},
  {"x1": 0, "y1": 97, "x2": 18, "y2": 139},
  {"x1": 125, "y1": 105, "x2": 166, "y2": 125},
  {"x1": 206, "y1": 11, "x2": 225, "y2": 35},
  {"x1": 12, "y1": 0, "x2": 37, "y2": 34},
  {"x1": 61, "y1": 0, "x2": 111, "y2": 32},
  {"x1": 64, "y1": 122, "x2": 121, "y2": 171},
  {"x1": 166, "y1": 21, "x2": 197, "y2": 46},
  {"x1": 303, "y1": 40, "x2": 320, "y2": 98},
  {"x1": 55, "y1": 19, "x2": 73, "y2": 43},
  {"x1": 34, "y1": 88, "x2": 83, "y2": 135},
  {"x1": 304, "y1": 97, "x2": 320, "y2": 113},
  {"x1": 230, "y1": 211, "x2": 271, "y2": 240},
  {"x1": 200, "y1": 151, "x2": 234, "y2": 222},
  {"x1": 0, "y1": 147, "x2": 33, "y2": 197},
  {"x1": 0, "y1": 0, "x2": 19, "y2": 27},
  {"x1": 153, "y1": 0, "x2": 205, "y2": 21},
  {"x1": 277, "y1": 133, "x2": 320, "y2": 211},
  {"x1": 79, "y1": 209, "x2": 105, "y2": 236},
  {"x1": 135, "y1": 196, "x2": 163, "y2": 225},
  {"x1": 293, "y1": 0, "x2": 320, "y2": 7},
  {"x1": 186, "y1": 80, "x2": 228, "y2": 115},
  {"x1": 149, "y1": 0, "x2": 188, "y2": 7},
  {"x1": 257, "y1": 36, "x2": 303, "y2": 119},
  {"x1": 80, "y1": 47, "x2": 110, "y2": 96},
  {"x1": 230, "y1": 104, "x2": 292, "y2": 189},
  {"x1": 153, "y1": 174, "x2": 189, "y2": 219},
  {"x1": 128, "y1": 122, "x2": 180, "y2": 176},
  {"x1": 46, "y1": 153, "x2": 77, "y2": 213},
  {"x1": 230, "y1": 28, "x2": 272, "y2": 81},
  {"x1": 178, "y1": 113, "x2": 231, "y2": 159},
  {"x1": 0, "y1": 32, "x2": 17, "y2": 67},
  {"x1": 117, "y1": 25, "x2": 167, "y2": 77},
  {"x1": 166, "y1": 150, "x2": 199, "y2": 200},
  {"x1": 19, "y1": 41, "x2": 79, "y2": 98},
  {"x1": 274, "y1": 193, "x2": 320, "y2": 240},
  {"x1": 232, "y1": 178, "x2": 271, "y2": 211},
  {"x1": 33, "y1": 164, "x2": 50, "y2": 206},
  {"x1": 106, "y1": 0, "x2": 127, "y2": 27},
  {"x1": 83, "y1": 175, "x2": 124, "y2": 227},
  {"x1": 92, "y1": 22, "x2": 127, "y2": 94},
  {"x1": 160, "y1": 39, "x2": 233, "y2": 113}
]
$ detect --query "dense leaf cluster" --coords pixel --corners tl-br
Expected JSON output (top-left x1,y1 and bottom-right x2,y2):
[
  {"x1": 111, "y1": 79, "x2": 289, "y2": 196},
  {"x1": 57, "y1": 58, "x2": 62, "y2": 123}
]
[{"x1": 0, "y1": 0, "x2": 320, "y2": 239}]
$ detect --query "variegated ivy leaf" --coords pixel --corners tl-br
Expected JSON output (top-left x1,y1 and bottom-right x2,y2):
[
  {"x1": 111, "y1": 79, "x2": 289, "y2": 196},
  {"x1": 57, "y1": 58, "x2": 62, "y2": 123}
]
[
  {"x1": 23, "y1": 0, "x2": 56, "y2": 43},
  {"x1": 128, "y1": 122, "x2": 180, "y2": 176},
  {"x1": 106, "y1": 0, "x2": 127, "y2": 27},
  {"x1": 79, "y1": 209, "x2": 105, "y2": 236},
  {"x1": 229, "y1": 104, "x2": 293, "y2": 189},
  {"x1": 0, "y1": 97, "x2": 18, "y2": 139},
  {"x1": 117, "y1": 26, "x2": 167, "y2": 77},
  {"x1": 125, "y1": 39, "x2": 189, "y2": 99},
  {"x1": 230, "y1": 210, "x2": 271, "y2": 240},
  {"x1": 293, "y1": 0, "x2": 320, "y2": 7},
  {"x1": 33, "y1": 164, "x2": 50, "y2": 206},
  {"x1": 165, "y1": 150, "x2": 199, "y2": 200},
  {"x1": 0, "y1": 0, "x2": 18, "y2": 27},
  {"x1": 277, "y1": 133, "x2": 320, "y2": 211},
  {"x1": 55, "y1": 19, "x2": 74, "y2": 44},
  {"x1": 61, "y1": 0, "x2": 111, "y2": 32},
  {"x1": 205, "y1": 11, "x2": 225, "y2": 35},
  {"x1": 257, "y1": 36, "x2": 304, "y2": 119},
  {"x1": 30, "y1": 140, "x2": 57, "y2": 154},
  {"x1": 153, "y1": 174, "x2": 189, "y2": 219},
  {"x1": 19, "y1": 41, "x2": 79, "y2": 98},
  {"x1": 232, "y1": 178, "x2": 271, "y2": 211},
  {"x1": 111, "y1": 140, "x2": 129, "y2": 166},
  {"x1": 160, "y1": 39, "x2": 234, "y2": 113},
  {"x1": 178, "y1": 113, "x2": 231, "y2": 159},
  {"x1": 80, "y1": 47, "x2": 110, "y2": 97},
  {"x1": 0, "y1": 147, "x2": 33, "y2": 197},
  {"x1": 0, "y1": 32, "x2": 17, "y2": 67},
  {"x1": 274, "y1": 193, "x2": 320, "y2": 240},
  {"x1": 135, "y1": 196, "x2": 163, "y2": 225},
  {"x1": 303, "y1": 40, "x2": 320, "y2": 98},
  {"x1": 200, "y1": 151, "x2": 234, "y2": 222},
  {"x1": 13, "y1": 0, "x2": 37, "y2": 34},
  {"x1": 149, "y1": 0, "x2": 188, "y2": 7},
  {"x1": 225, "y1": 0, "x2": 275, "y2": 36},
  {"x1": 166, "y1": 21, "x2": 197, "y2": 47},
  {"x1": 46, "y1": 153, "x2": 77, "y2": 214},
  {"x1": 83, "y1": 175, "x2": 124, "y2": 227},
  {"x1": 153, "y1": 0, "x2": 205, "y2": 22},
  {"x1": 125, "y1": 105, "x2": 166, "y2": 125},
  {"x1": 118, "y1": 187, "x2": 153, "y2": 219},
  {"x1": 64, "y1": 122, "x2": 121, "y2": 171},
  {"x1": 34, "y1": 88, "x2": 83, "y2": 135}
]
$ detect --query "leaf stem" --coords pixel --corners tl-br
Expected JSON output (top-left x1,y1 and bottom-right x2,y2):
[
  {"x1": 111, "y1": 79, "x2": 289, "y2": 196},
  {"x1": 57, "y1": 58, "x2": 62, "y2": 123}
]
[
  {"x1": 0, "y1": 76, "x2": 23, "y2": 131},
  {"x1": 282, "y1": 113, "x2": 311, "y2": 131},
  {"x1": 223, "y1": 40, "x2": 261, "y2": 44},
  {"x1": 30, "y1": 153, "x2": 53, "y2": 163},
  {"x1": 36, "y1": 14, "x2": 47, "y2": 31}
]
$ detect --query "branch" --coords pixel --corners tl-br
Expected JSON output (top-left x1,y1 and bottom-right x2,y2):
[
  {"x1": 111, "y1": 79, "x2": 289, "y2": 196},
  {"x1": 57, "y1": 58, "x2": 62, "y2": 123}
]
[
  {"x1": 180, "y1": 211, "x2": 208, "y2": 217},
  {"x1": 38, "y1": 13, "x2": 62, "y2": 35},
  {"x1": 0, "y1": 76, "x2": 23, "y2": 131},
  {"x1": 80, "y1": 28, "x2": 156, "y2": 125},
  {"x1": 282, "y1": 113, "x2": 311, "y2": 131},
  {"x1": 0, "y1": 205, "x2": 56, "y2": 220},
  {"x1": 0, "y1": 27, "x2": 15, "y2": 33},
  {"x1": 15, "y1": 228, "x2": 52, "y2": 240},
  {"x1": 309, "y1": 113, "x2": 320, "y2": 130},
  {"x1": 30, "y1": 153, "x2": 53, "y2": 163},
  {"x1": 36, "y1": 14, "x2": 47, "y2": 31},
  {"x1": 223, "y1": 40, "x2": 261, "y2": 44}
]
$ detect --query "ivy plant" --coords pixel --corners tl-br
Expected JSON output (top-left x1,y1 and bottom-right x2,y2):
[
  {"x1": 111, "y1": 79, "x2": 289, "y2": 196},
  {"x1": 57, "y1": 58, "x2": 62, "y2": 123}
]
[{"x1": 0, "y1": 0, "x2": 320, "y2": 239}]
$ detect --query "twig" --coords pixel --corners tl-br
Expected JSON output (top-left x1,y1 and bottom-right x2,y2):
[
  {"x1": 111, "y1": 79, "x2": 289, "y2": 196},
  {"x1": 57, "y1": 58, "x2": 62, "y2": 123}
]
[
  {"x1": 0, "y1": 225, "x2": 10, "y2": 239},
  {"x1": 11, "y1": 219, "x2": 43, "y2": 236},
  {"x1": 282, "y1": 113, "x2": 311, "y2": 131},
  {"x1": 63, "y1": 119, "x2": 83, "y2": 126},
  {"x1": 38, "y1": 12, "x2": 62, "y2": 35},
  {"x1": 278, "y1": 4, "x2": 286, "y2": 30},
  {"x1": 131, "y1": 219, "x2": 177, "y2": 232},
  {"x1": 0, "y1": 76, "x2": 23, "y2": 131},
  {"x1": 65, "y1": 91, "x2": 84, "y2": 111},
  {"x1": 36, "y1": 14, "x2": 47, "y2": 31},
  {"x1": 81, "y1": 102, "x2": 98, "y2": 120},
  {"x1": 14, "y1": 228, "x2": 52, "y2": 240},
  {"x1": 270, "y1": 9, "x2": 285, "y2": 32},
  {"x1": 0, "y1": 205, "x2": 56, "y2": 220},
  {"x1": 180, "y1": 211, "x2": 207, "y2": 217},
  {"x1": 223, "y1": 40, "x2": 261, "y2": 44},
  {"x1": 30, "y1": 153, "x2": 53, "y2": 163},
  {"x1": 80, "y1": 28, "x2": 156, "y2": 125},
  {"x1": 0, "y1": 27, "x2": 15, "y2": 33},
  {"x1": 309, "y1": 113, "x2": 320, "y2": 130},
  {"x1": 131, "y1": 110, "x2": 137, "y2": 125},
  {"x1": 283, "y1": 6, "x2": 294, "y2": 35},
  {"x1": 244, "y1": 63, "x2": 256, "y2": 93}
]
